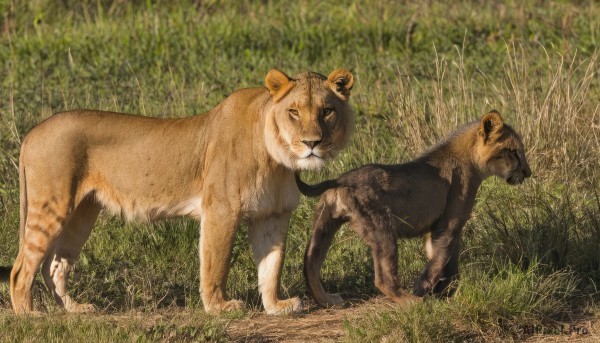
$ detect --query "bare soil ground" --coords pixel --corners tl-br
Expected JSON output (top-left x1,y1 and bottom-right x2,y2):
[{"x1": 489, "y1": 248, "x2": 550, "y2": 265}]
[{"x1": 227, "y1": 297, "x2": 392, "y2": 342}]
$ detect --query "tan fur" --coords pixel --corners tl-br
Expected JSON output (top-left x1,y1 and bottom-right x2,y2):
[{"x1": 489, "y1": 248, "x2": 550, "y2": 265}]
[
  {"x1": 6, "y1": 68, "x2": 354, "y2": 315},
  {"x1": 297, "y1": 111, "x2": 531, "y2": 307}
]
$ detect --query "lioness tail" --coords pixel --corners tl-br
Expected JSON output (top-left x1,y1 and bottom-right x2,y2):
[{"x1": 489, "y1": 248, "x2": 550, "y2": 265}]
[{"x1": 294, "y1": 173, "x2": 337, "y2": 197}]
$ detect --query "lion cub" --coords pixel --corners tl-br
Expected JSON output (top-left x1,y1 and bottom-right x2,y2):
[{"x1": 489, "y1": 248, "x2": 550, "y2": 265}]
[{"x1": 296, "y1": 111, "x2": 531, "y2": 307}]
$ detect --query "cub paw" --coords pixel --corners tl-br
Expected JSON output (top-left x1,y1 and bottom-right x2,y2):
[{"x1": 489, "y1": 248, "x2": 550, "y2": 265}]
[
  {"x1": 324, "y1": 293, "x2": 344, "y2": 306},
  {"x1": 433, "y1": 277, "x2": 457, "y2": 297},
  {"x1": 393, "y1": 292, "x2": 422, "y2": 309},
  {"x1": 413, "y1": 277, "x2": 434, "y2": 297}
]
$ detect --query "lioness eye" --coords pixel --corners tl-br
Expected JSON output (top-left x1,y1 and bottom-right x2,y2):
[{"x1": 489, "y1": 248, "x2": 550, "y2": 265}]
[
  {"x1": 323, "y1": 108, "x2": 334, "y2": 117},
  {"x1": 289, "y1": 109, "x2": 299, "y2": 120}
]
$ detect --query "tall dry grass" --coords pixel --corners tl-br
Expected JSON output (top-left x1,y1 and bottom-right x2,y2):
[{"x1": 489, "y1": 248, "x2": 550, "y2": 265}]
[{"x1": 388, "y1": 44, "x2": 599, "y2": 186}]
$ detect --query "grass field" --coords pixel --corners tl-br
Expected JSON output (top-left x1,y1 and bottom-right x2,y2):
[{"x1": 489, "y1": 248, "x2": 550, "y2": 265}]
[{"x1": 0, "y1": 0, "x2": 599, "y2": 341}]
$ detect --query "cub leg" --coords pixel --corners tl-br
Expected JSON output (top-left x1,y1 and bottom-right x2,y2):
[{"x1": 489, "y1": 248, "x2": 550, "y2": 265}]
[
  {"x1": 41, "y1": 198, "x2": 101, "y2": 313},
  {"x1": 433, "y1": 234, "x2": 460, "y2": 296},
  {"x1": 199, "y1": 212, "x2": 244, "y2": 313},
  {"x1": 248, "y1": 212, "x2": 302, "y2": 315},
  {"x1": 303, "y1": 200, "x2": 345, "y2": 307},
  {"x1": 414, "y1": 222, "x2": 462, "y2": 297},
  {"x1": 11, "y1": 202, "x2": 65, "y2": 314},
  {"x1": 364, "y1": 228, "x2": 420, "y2": 308}
]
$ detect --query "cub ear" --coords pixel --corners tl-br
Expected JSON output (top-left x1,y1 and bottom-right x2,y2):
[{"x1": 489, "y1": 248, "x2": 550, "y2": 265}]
[
  {"x1": 479, "y1": 110, "x2": 504, "y2": 143},
  {"x1": 265, "y1": 69, "x2": 294, "y2": 102},
  {"x1": 327, "y1": 68, "x2": 354, "y2": 99}
]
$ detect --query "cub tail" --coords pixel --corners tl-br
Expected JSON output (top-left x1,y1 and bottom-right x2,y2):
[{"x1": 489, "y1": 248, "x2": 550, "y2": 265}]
[
  {"x1": 0, "y1": 266, "x2": 11, "y2": 282},
  {"x1": 294, "y1": 173, "x2": 337, "y2": 197}
]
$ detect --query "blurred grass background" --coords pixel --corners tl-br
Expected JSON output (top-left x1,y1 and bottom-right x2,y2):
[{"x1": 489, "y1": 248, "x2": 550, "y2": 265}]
[{"x1": 0, "y1": 0, "x2": 598, "y2": 341}]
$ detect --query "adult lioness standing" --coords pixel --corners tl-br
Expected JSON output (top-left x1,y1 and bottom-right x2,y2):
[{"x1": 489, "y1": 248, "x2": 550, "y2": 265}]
[{"x1": 2, "y1": 68, "x2": 355, "y2": 315}]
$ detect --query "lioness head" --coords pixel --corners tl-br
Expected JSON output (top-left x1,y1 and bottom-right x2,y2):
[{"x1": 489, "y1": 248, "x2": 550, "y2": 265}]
[
  {"x1": 474, "y1": 110, "x2": 532, "y2": 184},
  {"x1": 263, "y1": 68, "x2": 354, "y2": 170}
]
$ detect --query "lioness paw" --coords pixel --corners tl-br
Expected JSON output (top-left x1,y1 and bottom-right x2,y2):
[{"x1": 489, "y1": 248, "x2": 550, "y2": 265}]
[
  {"x1": 265, "y1": 297, "x2": 303, "y2": 315},
  {"x1": 21, "y1": 310, "x2": 44, "y2": 317},
  {"x1": 205, "y1": 299, "x2": 246, "y2": 314},
  {"x1": 67, "y1": 303, "x2": 97, "y2": 314}
]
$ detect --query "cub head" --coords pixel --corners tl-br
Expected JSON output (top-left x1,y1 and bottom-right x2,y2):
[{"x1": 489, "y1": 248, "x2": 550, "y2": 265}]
[
  {"x1": 474, "y1": 110, "x2": 532, "y2": 184},
  {"x1": 263, "y1": 68, "x2": 355, "y2": 170}
]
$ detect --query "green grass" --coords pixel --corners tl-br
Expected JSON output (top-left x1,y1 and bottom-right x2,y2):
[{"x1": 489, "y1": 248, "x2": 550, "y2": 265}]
[
  {"x1": 1, "y1": 0, "x2": 599, "y2": 341},
  {"x1": 0, "y1": 309, "x2": 229, "y2": 342},
  {"x1": 344, "y1": 261, "x2": 580, "y2": 342}
]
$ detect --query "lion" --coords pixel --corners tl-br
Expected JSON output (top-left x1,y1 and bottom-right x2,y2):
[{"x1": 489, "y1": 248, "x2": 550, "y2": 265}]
[
  {"x1": 296, "y1": 110, "x2": 531, "y2": 307},
  {"x1": 0, "y1": 68, "x2": 355, "y2": 315}
]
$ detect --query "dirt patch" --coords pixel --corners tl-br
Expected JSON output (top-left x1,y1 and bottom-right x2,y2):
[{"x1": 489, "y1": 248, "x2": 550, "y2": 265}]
[
  {"x1": 226, "y1": 297, "x2": 395, "y2": 342},
  {"x1": 227, "y1": 308, "x2": 345, "y2": 342}
]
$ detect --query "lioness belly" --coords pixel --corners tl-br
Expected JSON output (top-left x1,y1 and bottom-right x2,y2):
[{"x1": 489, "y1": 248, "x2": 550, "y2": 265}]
[{"x1": 92, "y1": 185, "x2": 203, "y2": 221}]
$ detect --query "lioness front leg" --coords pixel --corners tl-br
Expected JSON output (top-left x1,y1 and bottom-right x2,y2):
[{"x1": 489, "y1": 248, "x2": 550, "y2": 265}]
[
  {"x1": 248, "y1": 213, "x2": 302, "y2": 315},
  {"x1": 200, "y1": 213, "x2": 244, "y2": 313}
]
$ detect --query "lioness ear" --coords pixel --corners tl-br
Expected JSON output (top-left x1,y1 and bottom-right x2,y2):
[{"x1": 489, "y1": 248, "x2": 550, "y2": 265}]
[
  {"x1": 327, "y1": 68, "x2": 354, "y2": 99},
  {"x1": 479, "y1": 110, "x2": 504, "y2": 143},
  {"x1": 265, "y1": 69, "x2": 294, "y2": 102}
]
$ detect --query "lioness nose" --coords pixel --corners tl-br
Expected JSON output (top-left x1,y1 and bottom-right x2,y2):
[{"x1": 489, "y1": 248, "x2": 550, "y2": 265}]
[{"x1": 302, "y1": 140, "x2": 322, "y2": 149}]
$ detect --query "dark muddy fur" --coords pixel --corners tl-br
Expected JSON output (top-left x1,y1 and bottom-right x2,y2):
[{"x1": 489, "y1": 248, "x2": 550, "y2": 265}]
[
  {"x1": 0, "y1": 266, "x2": 11, "y2": 282},
  {"x1": 297, "y1": 111, "x2": 531, "y2": 307}
]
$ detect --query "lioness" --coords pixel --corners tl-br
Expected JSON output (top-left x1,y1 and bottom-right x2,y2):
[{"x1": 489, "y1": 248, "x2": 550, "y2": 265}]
[
  {"x1": 296, "y1": 111, "x2": 531, "y2": 307},
  {"x1": 1, "y1": 68, "x2": 355, "y2": 315}
]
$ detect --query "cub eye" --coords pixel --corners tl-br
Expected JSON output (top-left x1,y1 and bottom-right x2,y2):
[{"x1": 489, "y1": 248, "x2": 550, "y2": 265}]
[
  {"x1": 323, "y1": 107, "x2": 334, "y2": 117},
  {"x1": 289, "y1": 109, "x2": 300, "y2": 120}
]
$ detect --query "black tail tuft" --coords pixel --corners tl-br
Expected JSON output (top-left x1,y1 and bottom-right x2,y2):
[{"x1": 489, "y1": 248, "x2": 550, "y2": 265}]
[
  {"x1": 295, "y1": 172, "x2": 337, "y2": 197},
  {"x1": 0, "y1": 266, "x2": 12, "y2": 282}
]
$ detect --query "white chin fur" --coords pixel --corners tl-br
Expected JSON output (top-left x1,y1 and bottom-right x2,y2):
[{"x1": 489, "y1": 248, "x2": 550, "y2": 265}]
[{"x1": 295, "y1": 156, "x2": 326, "y2": 171}]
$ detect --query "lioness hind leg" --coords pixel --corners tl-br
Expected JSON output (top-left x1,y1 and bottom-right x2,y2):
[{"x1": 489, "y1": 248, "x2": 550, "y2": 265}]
[
  {"x1": 248, "y1": 213, "x2": 302, "y2": 315},
  {"x1": 303, "y1": 200, "x2": 345, "y2": 307},
  {"x1": 41, "y1": 198, "x2": 101, "y2": 313},
  {"x1": 11, "y1": 204, "x2": 65, "y2": 314}
]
